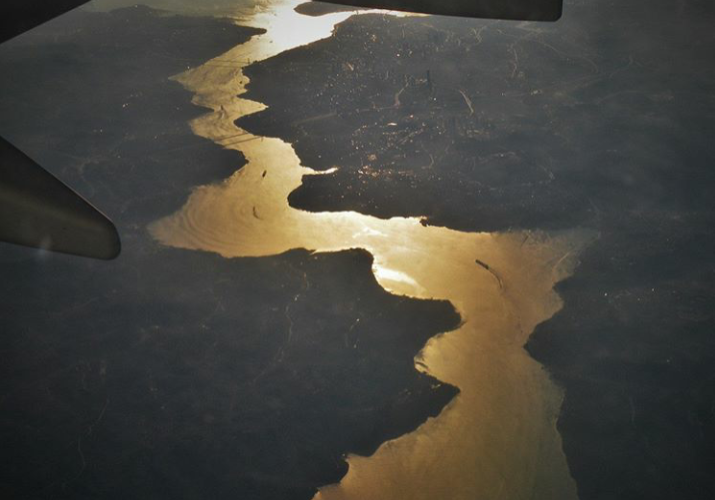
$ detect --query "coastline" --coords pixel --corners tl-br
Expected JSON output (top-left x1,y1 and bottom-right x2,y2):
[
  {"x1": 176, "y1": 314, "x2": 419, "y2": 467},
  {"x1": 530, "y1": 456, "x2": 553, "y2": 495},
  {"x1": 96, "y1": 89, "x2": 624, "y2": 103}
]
[
  {"x1": 0, "y1": 5, "x2": 461, "y2": 499},
  {"x1": 235, "y1": 3, "x2": 715, "y2": 499},
  {"x1": 149, "y1": 1, "x2": 594, "y2": 499},
  {"x1": 4, "y1": 1, "x2": 713, "y2": 498}
]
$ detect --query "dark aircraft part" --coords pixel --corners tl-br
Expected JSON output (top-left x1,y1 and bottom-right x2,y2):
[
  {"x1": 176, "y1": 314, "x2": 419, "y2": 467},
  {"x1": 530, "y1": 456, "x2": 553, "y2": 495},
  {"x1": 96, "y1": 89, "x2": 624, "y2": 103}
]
[
  {"x1": 0, "y1": 138, "x2": 120, "y2": 260},
  {"x1": 317, "y1": 0, "x2": 563, "y2": 21},
  {"x1": 0, "y1": 0, "x2": 90, "y2": 44},
  {"x1": 1, "y1": 0, "x2": 119, "y2": 259}
]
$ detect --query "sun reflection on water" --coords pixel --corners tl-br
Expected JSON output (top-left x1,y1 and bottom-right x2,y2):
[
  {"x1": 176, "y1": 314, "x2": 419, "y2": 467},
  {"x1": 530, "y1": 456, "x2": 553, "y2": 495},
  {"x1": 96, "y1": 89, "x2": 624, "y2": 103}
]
[{"x1": 149, "y1": 1, "x2": 594, "y2": 499}]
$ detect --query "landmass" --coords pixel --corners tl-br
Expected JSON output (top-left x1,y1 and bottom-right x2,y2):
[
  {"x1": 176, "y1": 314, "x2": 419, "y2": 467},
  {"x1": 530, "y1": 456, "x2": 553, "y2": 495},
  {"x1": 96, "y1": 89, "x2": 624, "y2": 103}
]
[
  {"x1": 0, "y1": 4, "x2": 265, "y2": 228},
  {"x1": 238, "y1": 3, "x2": 715, "y2": 499},
  {"x1": 0, "y1": 6, "x2": 460, "y2": 499}
]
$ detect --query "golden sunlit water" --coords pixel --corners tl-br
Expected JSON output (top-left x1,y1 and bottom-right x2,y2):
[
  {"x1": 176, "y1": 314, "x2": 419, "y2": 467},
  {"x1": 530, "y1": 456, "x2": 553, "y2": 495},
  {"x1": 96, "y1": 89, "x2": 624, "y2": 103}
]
[{"x1": 148, "y1": 1, "x2": 595, "y2": 498}]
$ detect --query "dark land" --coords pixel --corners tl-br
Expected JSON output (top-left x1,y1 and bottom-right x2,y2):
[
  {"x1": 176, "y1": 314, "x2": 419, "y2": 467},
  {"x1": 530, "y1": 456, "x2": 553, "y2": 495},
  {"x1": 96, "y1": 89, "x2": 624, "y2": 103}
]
[
  {"x1": 0, "y1": 6, "x2": 459, "y2": 500},
  {"x1": 240, "y1": 1, "x2": 715, "y2": 499}
]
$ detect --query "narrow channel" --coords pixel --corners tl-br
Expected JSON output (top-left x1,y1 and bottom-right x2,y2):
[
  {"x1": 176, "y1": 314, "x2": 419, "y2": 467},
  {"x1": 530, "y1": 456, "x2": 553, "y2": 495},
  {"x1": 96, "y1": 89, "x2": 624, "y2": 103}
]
[{"x1": 148, "y1": 1, "x2": 594, "y2": 498}]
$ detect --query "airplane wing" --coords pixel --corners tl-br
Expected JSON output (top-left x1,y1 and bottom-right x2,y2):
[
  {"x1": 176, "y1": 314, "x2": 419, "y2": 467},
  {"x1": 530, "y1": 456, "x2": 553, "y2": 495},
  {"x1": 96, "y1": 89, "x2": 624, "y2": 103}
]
[
  {"x1": 0, "y1": 137, "x2": 120, "y2": 260},
  {"x1": 0, "y1": 0, "x2": 119, "y2": 259},
  {"x1": 316, "y1": 0, "x2": 563, "y2": 21},
  {"x1": 0, "y1": 0, "x2": 92, "y2": 44}
]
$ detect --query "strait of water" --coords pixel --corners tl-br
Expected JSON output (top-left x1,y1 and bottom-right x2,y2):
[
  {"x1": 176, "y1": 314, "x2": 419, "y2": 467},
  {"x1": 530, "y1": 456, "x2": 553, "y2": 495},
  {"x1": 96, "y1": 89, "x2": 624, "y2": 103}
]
[{"x1": 148, "y1": 1, "x2": 594, "y2": 498}]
